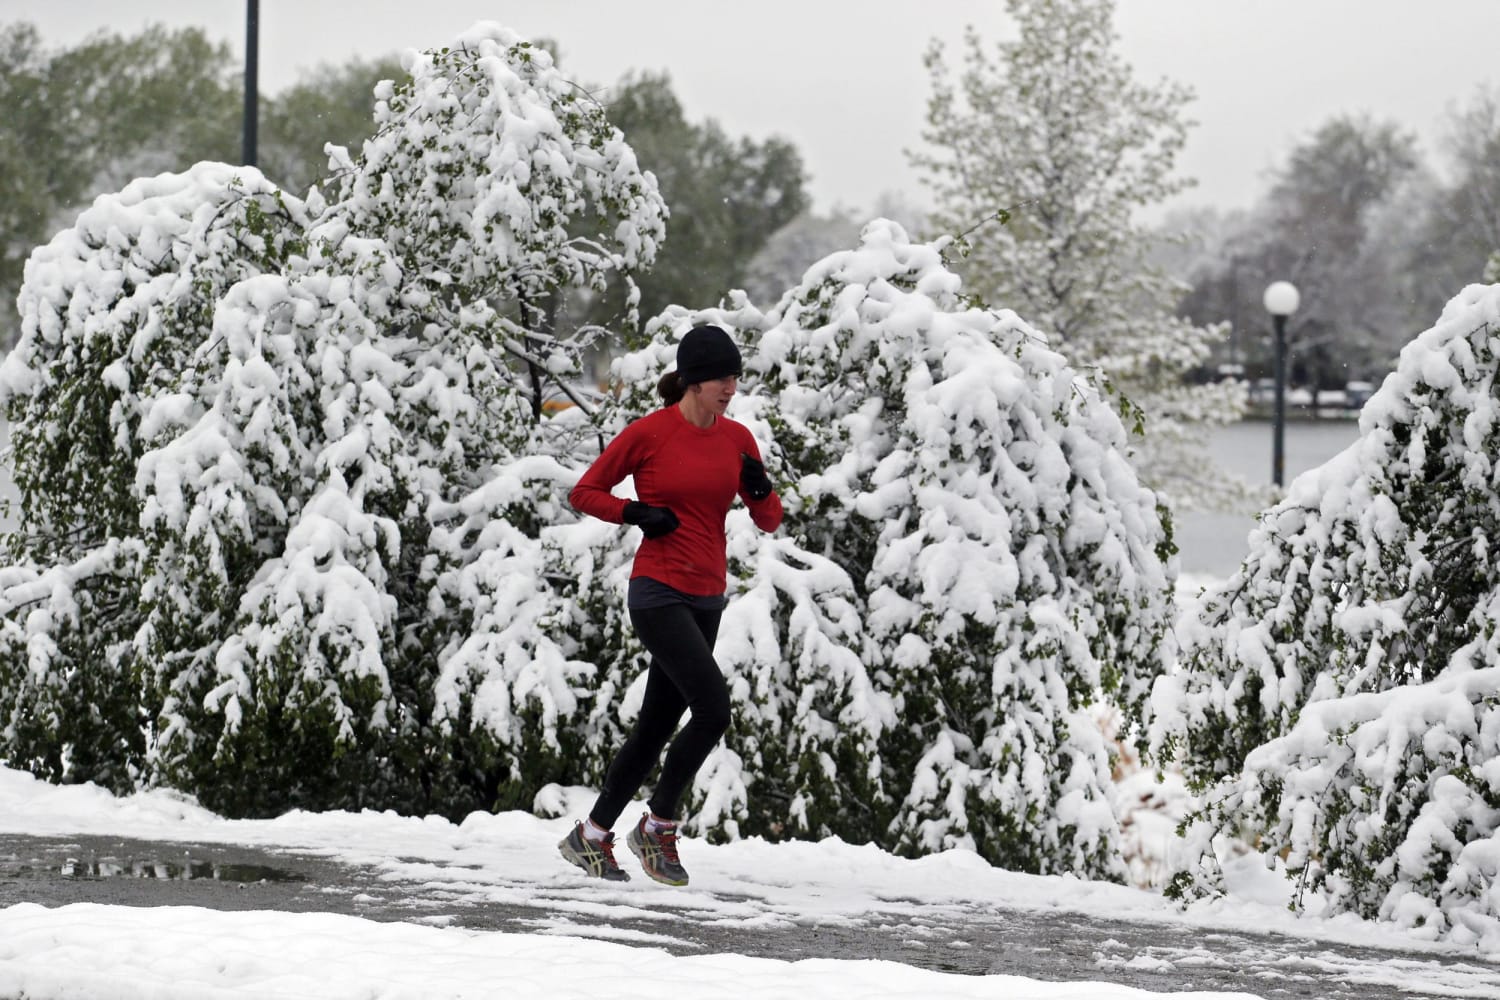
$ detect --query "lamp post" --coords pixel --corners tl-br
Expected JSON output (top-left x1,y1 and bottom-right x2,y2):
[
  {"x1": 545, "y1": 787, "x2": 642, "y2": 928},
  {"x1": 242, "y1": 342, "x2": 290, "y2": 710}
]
[
  {"x1": 1263, "y1": 280, "x2": 1300, "y2": 487},
  {"x1": 242, "y1": 0, "x2": 259, "y2": 166}
]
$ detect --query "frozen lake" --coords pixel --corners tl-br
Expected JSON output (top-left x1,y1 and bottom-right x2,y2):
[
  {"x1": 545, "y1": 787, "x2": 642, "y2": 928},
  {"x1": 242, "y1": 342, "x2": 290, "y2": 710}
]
[
  {"x1": 1177, "y1": 417, "x2": 1362, "y2": 579},
  {"x1": 0, "y1": 418, "x2": 1359, "y2": 581}
]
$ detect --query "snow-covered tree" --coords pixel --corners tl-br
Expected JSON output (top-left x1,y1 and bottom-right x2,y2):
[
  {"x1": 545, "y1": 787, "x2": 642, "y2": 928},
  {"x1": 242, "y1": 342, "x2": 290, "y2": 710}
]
[
  {"x1": 912, "y1": 0, "x2": 1245, "y2": 513},
  {"x1": 608, "y1": 221, "x2": 1175, "y2": 877},
  {"x1": 1156, "y1": 281, "x2": 1500, "y2": 947},
  {"x1": 299, "y1": 22, "x2": 668, "y2": 814},
  {"x1": 0, "y1": 22, "x2": 667, "y2": 816}
]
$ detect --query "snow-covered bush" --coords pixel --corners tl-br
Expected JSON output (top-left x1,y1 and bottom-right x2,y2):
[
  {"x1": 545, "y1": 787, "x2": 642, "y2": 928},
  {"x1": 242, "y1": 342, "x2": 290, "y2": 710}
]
[
  {"x1": 609, "y1": 222, "x2": 1175, "y2": 877},
  {"x1": 1158, "y1": 282, "x2": 1500, "y2": 946},
  {"x1": 0, "y1": 23, "x2": 666, "y2": 816},
  {"x1": 0, "y1": 165, "x2": 307, "y2": 794}
]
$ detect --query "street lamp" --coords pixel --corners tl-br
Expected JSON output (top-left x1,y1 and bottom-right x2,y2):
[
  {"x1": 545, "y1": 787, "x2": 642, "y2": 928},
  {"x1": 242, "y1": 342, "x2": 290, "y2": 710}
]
[{"x1": 1263, "y1": 280, "x2": 1300, "y2": 487}]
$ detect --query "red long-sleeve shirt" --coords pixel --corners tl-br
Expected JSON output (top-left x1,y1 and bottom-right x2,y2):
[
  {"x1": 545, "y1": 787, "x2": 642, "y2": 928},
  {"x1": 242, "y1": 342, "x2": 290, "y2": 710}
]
[{"x1": 570, "y1": 406, "x2": 784, "y2": 597}]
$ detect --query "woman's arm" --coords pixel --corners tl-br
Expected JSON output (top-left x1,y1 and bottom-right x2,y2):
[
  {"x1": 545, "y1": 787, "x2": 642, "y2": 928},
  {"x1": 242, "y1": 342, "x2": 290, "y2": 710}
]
[{"x1": 569, "y1": 426, "x2": 641, "y2": 523}]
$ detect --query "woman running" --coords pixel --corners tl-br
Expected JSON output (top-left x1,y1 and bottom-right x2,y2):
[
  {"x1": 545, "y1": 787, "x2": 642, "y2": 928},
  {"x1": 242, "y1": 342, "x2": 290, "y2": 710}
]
[{"x1": 559, "y1": 325, "x2": 783, "y2": 886}]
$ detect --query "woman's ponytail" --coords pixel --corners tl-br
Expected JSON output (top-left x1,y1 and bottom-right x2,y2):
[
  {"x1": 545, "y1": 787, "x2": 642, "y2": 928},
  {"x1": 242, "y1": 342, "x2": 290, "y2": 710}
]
[{"x1": 657, "y1": 369, "x2": 686, "y2": 405}]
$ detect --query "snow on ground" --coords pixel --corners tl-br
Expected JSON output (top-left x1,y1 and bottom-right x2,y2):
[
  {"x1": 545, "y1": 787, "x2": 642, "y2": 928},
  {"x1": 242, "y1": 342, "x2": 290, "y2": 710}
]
[
  {"x1": 4, "y1": 902, "x2": 1240, "y2": 1000},
  {"x1": 2, "y1": 767, "x2": 1497, "y2": 999}
]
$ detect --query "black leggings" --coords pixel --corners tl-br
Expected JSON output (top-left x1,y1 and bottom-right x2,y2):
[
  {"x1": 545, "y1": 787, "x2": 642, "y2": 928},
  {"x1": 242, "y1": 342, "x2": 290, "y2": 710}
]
[{"x1": 589, "y1": 602, "x2": 730, "y2": 828}]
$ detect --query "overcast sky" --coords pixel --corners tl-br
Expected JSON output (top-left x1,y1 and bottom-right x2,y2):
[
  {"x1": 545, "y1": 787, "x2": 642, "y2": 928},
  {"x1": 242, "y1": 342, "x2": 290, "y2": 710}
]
[{"x1": 12, "y1": 0, "x2": 1499, "y2": 218}]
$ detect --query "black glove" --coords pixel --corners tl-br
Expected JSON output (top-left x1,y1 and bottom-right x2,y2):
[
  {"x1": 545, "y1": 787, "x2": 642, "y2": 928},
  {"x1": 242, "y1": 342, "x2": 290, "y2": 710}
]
[
  {"x1": 622, "y1": 501, "x2": 680, "y2": 539},
  {"x1": 740, "y1": 453, "x2": 774, "y2": 501}
]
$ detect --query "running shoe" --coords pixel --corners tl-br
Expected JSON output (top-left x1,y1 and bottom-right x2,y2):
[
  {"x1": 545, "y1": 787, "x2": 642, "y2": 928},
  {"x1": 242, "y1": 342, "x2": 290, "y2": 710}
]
[
  {"x1": 626, "y1": 814, "x2": 689, "y2": 886},
  {"x1": 558, "y1": 822, "x2": 630, "y2": 881}
]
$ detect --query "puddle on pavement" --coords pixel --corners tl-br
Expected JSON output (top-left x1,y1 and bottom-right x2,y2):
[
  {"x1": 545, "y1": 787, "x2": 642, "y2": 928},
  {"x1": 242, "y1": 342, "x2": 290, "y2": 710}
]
[{"x1": 60, "y1": 857, "x2": 309, "y2": 883}]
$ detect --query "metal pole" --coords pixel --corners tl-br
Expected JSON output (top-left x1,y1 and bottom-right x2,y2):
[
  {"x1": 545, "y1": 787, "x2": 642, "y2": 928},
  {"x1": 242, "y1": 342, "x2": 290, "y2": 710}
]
[
  {"x1": 242, "y1": 0, "x2": 259, "y2": 166},
  {"x1": 1272, "y1": 313, "x2": 1287, "y2": 488}
]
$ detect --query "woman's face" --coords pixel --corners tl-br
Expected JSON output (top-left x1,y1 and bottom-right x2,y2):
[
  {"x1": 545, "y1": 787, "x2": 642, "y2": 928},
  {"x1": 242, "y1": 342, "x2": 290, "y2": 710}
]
[{"x1": 692, "y1": 375, "x2": 738, "y2": 415}]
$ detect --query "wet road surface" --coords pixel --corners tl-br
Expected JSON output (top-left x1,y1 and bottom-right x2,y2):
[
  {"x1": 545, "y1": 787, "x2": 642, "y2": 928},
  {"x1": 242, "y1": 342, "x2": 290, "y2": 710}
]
[{"x1": 2, "y1": 833, "x2": 1498, "y2": 998}]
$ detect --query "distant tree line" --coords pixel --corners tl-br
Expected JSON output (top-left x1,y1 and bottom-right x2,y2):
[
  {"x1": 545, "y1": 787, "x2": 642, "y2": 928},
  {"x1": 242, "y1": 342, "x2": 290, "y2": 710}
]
[{"x1": 1168, "y1": 100, "x2": 1500, "y2": 392}]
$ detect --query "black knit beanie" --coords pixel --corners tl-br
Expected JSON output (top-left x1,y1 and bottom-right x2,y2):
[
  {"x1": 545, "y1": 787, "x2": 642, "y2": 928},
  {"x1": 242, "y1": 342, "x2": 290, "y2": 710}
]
[{"x1": 675, "y1": 325, "x2": 742, "y2": 385}]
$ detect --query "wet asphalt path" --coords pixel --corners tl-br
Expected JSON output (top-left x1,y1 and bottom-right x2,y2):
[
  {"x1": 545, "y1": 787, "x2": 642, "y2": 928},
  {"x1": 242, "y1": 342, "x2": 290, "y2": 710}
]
[{"x1": 2, "y1": 833, "x2": 1499, "y2": 998}]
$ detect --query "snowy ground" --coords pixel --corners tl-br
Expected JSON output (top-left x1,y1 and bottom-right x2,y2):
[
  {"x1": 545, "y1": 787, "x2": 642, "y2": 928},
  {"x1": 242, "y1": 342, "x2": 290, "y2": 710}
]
[{"x1": 3, "y1": 767, "x2": 1500, "y2": 999}]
